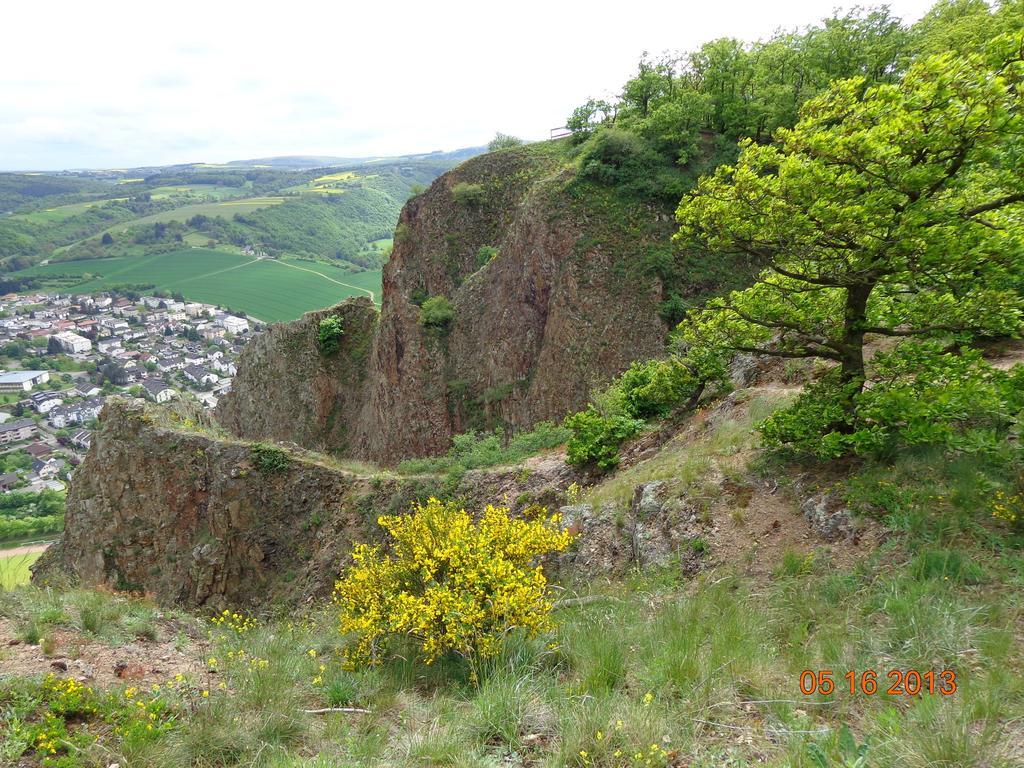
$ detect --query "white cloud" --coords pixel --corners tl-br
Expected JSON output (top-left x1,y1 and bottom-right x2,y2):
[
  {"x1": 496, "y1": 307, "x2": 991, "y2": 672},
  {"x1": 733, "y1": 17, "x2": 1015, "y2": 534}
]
[{"x1": 1, "y1": 0, "x2": 937, "y2": 170}]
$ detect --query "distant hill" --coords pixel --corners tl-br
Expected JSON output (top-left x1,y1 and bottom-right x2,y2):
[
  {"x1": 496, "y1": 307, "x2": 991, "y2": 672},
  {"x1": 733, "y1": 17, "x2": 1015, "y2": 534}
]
[{"x1": 0, "y1": 146, "x2": 487, "y2": 275}]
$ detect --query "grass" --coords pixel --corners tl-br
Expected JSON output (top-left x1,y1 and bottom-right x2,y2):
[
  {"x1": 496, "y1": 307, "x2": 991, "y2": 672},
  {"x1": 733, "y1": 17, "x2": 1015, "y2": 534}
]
[
  {"x1": 0, "y1": 550, "x2": 40, "y2": 589},
  {"x1": 6, "y1": 529, "x2": 1019, "y2": 767},
  {"x1": 2, "y1": 394, "x2": 1022, "y2": 765},
  {"x1": 99, "y1": 197, "x2": 284, "y2": 232},
  {"x1": 13, "y1": 251, "x2": 382, "y2": 322}
]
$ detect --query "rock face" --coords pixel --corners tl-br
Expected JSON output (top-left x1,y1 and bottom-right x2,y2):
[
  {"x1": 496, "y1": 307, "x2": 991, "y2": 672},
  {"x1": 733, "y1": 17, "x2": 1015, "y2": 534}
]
[
  {"x1": 35, "y1": 398, "x2": 581, "y2": 607},
  {"x1": 217, "y1": 298, "x2": 377, "y2": 454},
  {"x1": 218, "y1": 145, "x2": 675, "y2": 464},
  {"x1": 35, "y1": 399, "x2": 374, "y2": 607}
]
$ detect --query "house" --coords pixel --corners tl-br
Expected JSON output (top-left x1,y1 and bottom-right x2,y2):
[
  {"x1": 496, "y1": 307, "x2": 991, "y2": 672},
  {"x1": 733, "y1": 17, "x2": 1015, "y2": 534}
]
[
  {"x1": 51, "y1": 331, "x2": 93, "y2": 354},
  {"x1": 0, "y1": 370, "x2": 49, "y2": 392},
  {"x1": 48, "y1": 397, "x2": 104, "y2": 429},
  {"x1": 0, "y1": 419, "x2": 37, "y2": 445},
  {"x1": 140, "y1": 296, "x2": 162, "y2": 309},
  {"x1": 220, "y1": 316, "x2": 249, "y2": 335},
  {"x1": 70, "y1": 429, "x2": 92, "y2": 449},
  {"x1": 74, "y1": 381, "x2": 101, "y2": 397},
  {"x1": 29, "y1": 391, "x2": 64, "y2": 414},
  {"x1": 141, "y1": 379, "x2": 175, "y2": 404},
  {"x1": 184, "y1": 303, "x2": 208, "y2": 318},
  {"x1": 183, "y1": 365, "x2": 219, "y2": 387},
  {"x1": 197, "y1": 323, "x2": 225, "y2": 341},
  {"x1": 32, "y1": 459, "x2": 60, "y2": 480},
  {"x1": 25, "y1": 441, "x2": 52, "y2": 459},
  {"x1": 210, "y1": 358, "x2": 237, "y2": 376},
  {"x1": 0, "y1": 472, "x2": 20, "y2": 491},
  {"x1": 157, "y1": 356, "x2": 186, "y2": 373}
]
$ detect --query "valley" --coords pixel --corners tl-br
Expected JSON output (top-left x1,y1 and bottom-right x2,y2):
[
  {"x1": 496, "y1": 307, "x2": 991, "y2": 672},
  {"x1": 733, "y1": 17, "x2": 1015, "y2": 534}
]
[
  {"x1": 2, "y1": 1, "x2": 1024, "y2": 767},
  {"x1": 14, "y1": 250, "x2": 381, "y2": 323}
]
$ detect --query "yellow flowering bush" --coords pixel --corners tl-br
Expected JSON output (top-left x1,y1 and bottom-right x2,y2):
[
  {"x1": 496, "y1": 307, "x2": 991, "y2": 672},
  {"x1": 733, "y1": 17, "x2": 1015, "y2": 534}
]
[
  {"x1": 991, "y1": 489, "x2": 1023, "y2": 530},
  {"x1": 333, "y1": 497, "x2": 573, "y2": 669}
]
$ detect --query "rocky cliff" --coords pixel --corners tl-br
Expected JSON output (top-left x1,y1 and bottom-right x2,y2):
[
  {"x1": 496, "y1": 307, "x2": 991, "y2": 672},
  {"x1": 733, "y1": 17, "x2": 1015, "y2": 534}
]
[
  {"x1": 35, "y1": 398, "x2": 577, "y2": 607},
  {"x1": 217, "y1": 297, "x2": 377, "y2": 454},
  {"x1": 218, "y1": 142, "x2": 678, "y2": 464}
]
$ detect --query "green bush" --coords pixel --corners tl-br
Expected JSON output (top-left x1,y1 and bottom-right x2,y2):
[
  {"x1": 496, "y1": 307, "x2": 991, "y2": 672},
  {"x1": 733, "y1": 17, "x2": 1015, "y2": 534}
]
[
  {"x1": 475, "y1": 246, "x2": 498, "y2": 269},
  {"x1": 488, "y1": 133, "x2": 524, "y2": 151},
  {"x1": 574, "y1": 128, "x2": 687, "y2": 203},
  {"x1": 419, "y1": 296, "x2": 455, "y2": 331},
  {"x1": 760, "y1": 344, "x2": 1024, "y2": 460},
  {"x1": 250, "y1": 443, "x2": 291, "y2": 475},
  {"x1": 451, "y1": 183, "x2": 485, "y2": 206},
  {"x1": 398, "y1": 421, "x2": 571, "y2": 475},
  {"x1": 563, "y1": 408, "x2": 645, "y2": 471},
  {"x1": 317, "y1": 316, "x2": 344, "y2": 356},
  {"x1": 616, "y1": 358, "x2": 699, "y2": 419}
]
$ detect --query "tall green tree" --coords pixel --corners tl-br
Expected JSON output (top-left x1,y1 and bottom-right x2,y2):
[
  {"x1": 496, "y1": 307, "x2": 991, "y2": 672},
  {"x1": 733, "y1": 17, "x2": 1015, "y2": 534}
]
[{"x1": 676, "y1": 36, "x2": 1024, "y2": 410}]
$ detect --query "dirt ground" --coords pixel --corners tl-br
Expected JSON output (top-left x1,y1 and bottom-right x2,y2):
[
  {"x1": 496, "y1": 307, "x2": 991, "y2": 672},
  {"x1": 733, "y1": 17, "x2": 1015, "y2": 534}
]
[
  {"x1": 0, "y1": 542, "x2": 51, "y2": 558},
  {"x1": 0, "y1": 617, "x2": 209, "y2": 689}
]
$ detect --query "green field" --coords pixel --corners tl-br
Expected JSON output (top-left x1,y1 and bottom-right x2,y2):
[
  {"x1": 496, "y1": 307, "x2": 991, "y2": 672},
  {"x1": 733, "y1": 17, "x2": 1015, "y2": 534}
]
[
  {"x1": 15, "y1": 250, "x2": 381, "y2": 322},
  {"x1": 101, "y1": 197, "x2": 285, "y2": 233},
  {"x1": 146, "y1": 184, "x2": 251, "y2": 201},
  {"x1": 0, "y1": 550, "x2": 41, "y2": 589}
]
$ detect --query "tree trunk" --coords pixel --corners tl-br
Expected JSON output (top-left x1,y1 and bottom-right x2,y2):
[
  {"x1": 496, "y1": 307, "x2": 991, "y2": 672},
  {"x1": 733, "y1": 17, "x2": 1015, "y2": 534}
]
[{"x1": 838, "y1": 283, "x2": 872, "y2": 417}]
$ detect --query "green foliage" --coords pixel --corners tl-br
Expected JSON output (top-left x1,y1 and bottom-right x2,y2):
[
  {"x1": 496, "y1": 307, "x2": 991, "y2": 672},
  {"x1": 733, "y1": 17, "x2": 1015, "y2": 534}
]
[
  {"x1": 419, "y1": 295, "x2": 454, "y2": 331},
  {"x1": 760, "y1": 344, "x2": 1024, "y2": 459},
  {"x1": 475, "y1": 245, "x2": 498, "y2": 269},
  {"x1": 0, "y1": 490, "x2": 66, "y2": 542},
  {"x1": 676, "y1": 38, "x2": 1024, "y2": 456},
  {"x1": 317, "y1": 315, "x2": 344, "y2": 356},
  {"x1": 563, "y1": 409, "x2": 645, "y2": 471},
  {"x1": 249, "y1": 443, "x2": 291, "y2": 475},
  {"x1": 574, "y1": 128, "x2": 689, "y2": 204},
  {"x1": 563, "y1": 354, "x2": 724, "y2": 470},
  {"x1": 451, "y1": 182, "x2": 485, "y2": 207},
  {"x1": 397, "y1": 421, "x2": 571, "y2": 476},
  {"x1": 488, "y1": 133, "x2": 524, "y2": 151}
]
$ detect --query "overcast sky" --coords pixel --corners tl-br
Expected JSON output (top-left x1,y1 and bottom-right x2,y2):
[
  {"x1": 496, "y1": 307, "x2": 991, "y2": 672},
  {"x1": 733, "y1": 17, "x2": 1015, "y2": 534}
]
[{"x1": 1, "y1": 0, "x2": 938, "y2": 171}]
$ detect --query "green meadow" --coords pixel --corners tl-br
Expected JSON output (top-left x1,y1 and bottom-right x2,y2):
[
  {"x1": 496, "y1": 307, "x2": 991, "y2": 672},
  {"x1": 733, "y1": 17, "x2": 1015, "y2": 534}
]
[
  {"x1": 15, "y1": 250, "x2": 381, "y2": 322},
  {"x1": 101, "y1": 197, "x2": 285, "y2": 233}
]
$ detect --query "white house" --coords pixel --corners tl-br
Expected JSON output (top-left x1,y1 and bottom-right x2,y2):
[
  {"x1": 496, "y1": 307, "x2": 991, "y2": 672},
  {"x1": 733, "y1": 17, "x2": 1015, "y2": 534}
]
[
  {"x1": 220, "y1": 316, "x2": 249, "y2": 335},
  {"x1": 141, "y1": 379, "x2": 175, "y2": 404},
  {"x1": 51, "y1": 331, "x2": 92, "y2": 354}
]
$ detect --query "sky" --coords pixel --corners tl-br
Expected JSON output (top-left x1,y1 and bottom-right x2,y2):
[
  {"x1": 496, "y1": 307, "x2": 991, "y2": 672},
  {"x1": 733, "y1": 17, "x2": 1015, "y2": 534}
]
[{"x1": 1, "y1": 0, "x2": 939, "y2": 171}]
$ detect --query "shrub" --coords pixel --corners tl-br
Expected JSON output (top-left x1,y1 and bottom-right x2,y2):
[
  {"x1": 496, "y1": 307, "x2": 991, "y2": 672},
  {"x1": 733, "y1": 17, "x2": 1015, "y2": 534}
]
[
  {"x1": 476, "y1": 245, "x2": 498, "y2": 269},
  {"x1": 397, "y1": 421, "x2": 571, "y2": 475},
  {"x1": 616, "y1": 358, "x2": 700, "y2": 419},
  {"x1": 563, "y1": 408, "x2": 645, "y2": 471},
  {"x1": 574, "y1": 128, "x2": 685, "y2": 202},
  {"x1": 333, "y1": 498, "x2": 573, "y2": 674},
  {"x1": 419, "y1": 296, "x2": 455, "y2": 331},
  {"x1": 760, "y1": 344, "x2": 1024, "y2": 460},
  {"x1": 317, "y1": 316, "x2": 344, "y2": 356},
  {"x1": 451, "y1": 182, "x2": 485, "y2": 206},
  {"x1": 250, "y1": 443, "x2": 290, "y2": 475},
  {"x1": 488, "y1": 133, "x2": 524, "y2": 151}
]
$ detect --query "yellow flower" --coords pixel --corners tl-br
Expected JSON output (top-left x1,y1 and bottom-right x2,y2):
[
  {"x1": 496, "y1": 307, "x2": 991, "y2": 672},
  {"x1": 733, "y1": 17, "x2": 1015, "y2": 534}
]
[
  {"x1": 642, "y1": 692, "x2": 653, "y2": 706},
  {"x1": 201, "y1": 690, "x2": 209, "y2": 698}
]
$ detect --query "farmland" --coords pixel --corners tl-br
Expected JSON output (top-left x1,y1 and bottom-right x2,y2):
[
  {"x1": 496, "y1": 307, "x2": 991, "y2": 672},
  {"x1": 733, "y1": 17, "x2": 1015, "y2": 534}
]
[
  {"x1": 100, "y1": 196, "x2": 285, "y2": 233},
  {"x1": 14, "y1": 250, "x2": 381, "y2": 322}
]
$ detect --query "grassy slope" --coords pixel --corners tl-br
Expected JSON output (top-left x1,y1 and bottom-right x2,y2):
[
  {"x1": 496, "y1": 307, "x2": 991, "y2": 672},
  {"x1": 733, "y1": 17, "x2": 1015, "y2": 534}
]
[{"x1": 2, "y1": 391, "x2": 1021, "y2": 767}]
